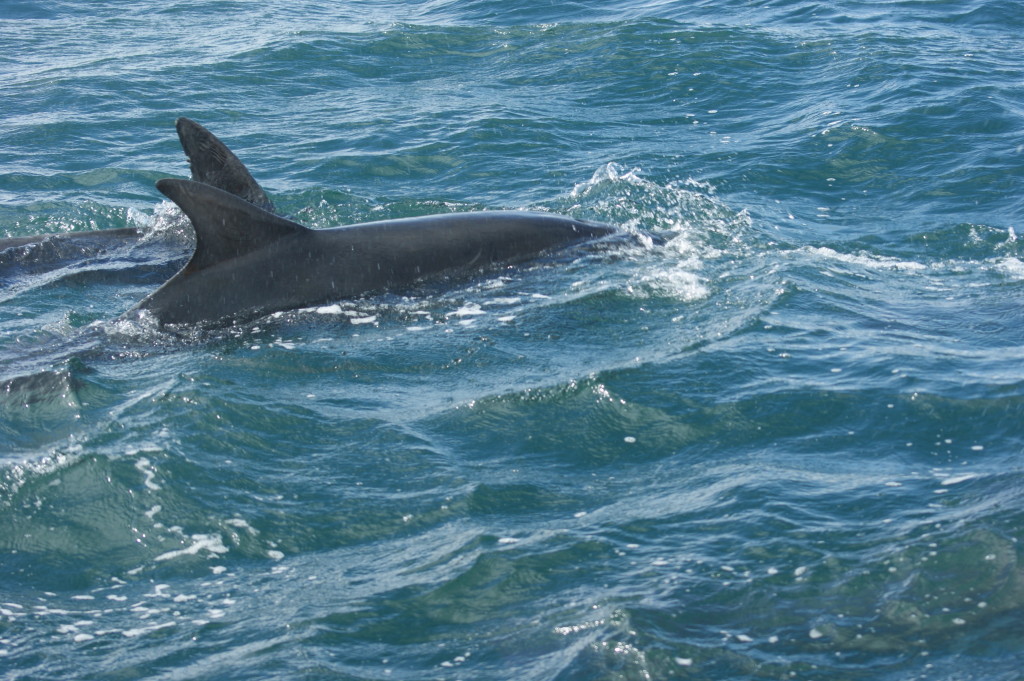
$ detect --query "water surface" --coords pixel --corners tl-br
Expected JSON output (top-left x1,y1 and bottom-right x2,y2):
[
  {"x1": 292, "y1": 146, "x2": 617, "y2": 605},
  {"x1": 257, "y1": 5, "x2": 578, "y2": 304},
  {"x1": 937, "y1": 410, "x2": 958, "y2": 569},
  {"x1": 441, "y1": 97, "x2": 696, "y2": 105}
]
[{"x1": 1, "y1": 1, "x2": 1022, "y2": 679}]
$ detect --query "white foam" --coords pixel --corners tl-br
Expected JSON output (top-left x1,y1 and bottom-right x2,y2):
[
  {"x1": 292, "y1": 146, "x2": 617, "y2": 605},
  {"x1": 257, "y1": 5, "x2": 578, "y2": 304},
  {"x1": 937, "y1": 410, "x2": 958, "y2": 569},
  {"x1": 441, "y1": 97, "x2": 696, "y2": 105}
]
[
  {"x1": 632, "y1": 264, "x2": 709, "y2": 302},
  {"x1": 801, "y1": 246, "x2": 926, "y2": 271},
  {"x1": 146, "y1": 584, "x2": 171, "y2": 598},
  {"x1": 940, "y1": 473, "x2": 977, "y2": 486},
  {"x1": 153, "y1": 533, "x2": 229, "y2": 562},
  {"x1": 995, "y1": 257, "x2": 1024, "y2": 279},
  {"x1": 571, "y1": 163, "x2": 645, "y2": 196},
  {"x1": 121, "y1": 621, "x2": 175, "y2": 638},
  {"x1": 447, "y1": 303, "x2": 487, "y2": 318},
  {"x1": 224, "y1": 518, "x2": 258, "y2": 535},
  {"x1": 135, "y1": 457, "x2": 161, "y2": 492}
]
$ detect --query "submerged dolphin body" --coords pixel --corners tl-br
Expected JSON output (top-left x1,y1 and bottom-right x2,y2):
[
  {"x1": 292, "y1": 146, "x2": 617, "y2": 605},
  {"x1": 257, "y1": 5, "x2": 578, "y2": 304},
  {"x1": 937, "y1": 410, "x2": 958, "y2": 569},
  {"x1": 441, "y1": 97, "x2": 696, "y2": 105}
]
[
  {"x1": 0, "y1": 227, "x2": 142, "y2": 252},
  {"x1": 134, "y1": 179, "x2": 616, "y2": 327}
]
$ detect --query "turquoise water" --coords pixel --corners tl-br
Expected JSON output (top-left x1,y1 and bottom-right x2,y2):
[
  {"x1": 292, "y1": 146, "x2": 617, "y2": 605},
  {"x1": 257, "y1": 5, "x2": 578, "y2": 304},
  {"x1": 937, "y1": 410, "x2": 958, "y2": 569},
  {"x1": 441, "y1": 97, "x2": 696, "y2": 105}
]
[{"x1": 2, "y1": 1, "x2": 1023, "y2": 679}]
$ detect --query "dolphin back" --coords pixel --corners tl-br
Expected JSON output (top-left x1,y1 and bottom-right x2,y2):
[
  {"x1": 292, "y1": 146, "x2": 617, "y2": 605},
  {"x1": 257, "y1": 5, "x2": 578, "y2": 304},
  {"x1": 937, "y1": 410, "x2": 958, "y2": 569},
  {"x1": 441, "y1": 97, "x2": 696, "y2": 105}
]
[{"x1": 135, "y1": 178, "x2": 618, "y2": 327}]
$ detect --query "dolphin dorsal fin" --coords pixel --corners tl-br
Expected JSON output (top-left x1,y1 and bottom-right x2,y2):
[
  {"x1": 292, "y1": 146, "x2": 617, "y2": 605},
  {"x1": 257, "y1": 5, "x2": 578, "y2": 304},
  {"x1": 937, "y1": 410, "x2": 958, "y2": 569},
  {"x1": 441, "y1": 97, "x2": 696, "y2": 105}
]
[
  {"x1": 175, "y1": 117, "x2": 276, "y2": 214},
  {"x1": 156, "y1": 178, "x2": 309, "y2": 273}
]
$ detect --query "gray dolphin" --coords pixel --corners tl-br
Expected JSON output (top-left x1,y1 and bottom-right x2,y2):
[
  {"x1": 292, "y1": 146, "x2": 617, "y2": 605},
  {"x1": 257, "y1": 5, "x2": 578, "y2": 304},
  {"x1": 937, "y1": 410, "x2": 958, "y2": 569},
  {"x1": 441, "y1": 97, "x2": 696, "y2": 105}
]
[
  {"x1": 133, "y1": 179, "x2": 616, "y2": 327},
  {"x1": 174, "y1": 117, "x2": 275, "y2": 214},
  {"x1": 0, "y1": 118, "x2": 272, "y2": 254}
]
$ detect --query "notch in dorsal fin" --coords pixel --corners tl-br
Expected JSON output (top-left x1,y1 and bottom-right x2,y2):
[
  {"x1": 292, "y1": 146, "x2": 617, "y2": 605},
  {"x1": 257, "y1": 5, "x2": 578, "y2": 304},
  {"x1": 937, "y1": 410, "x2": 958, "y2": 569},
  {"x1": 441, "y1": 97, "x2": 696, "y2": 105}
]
[
  {"x1": 175, "y1": 117, "x2": 276, "y2": 214},
  {"x1": 156, "y1": 179, "x2": 309, "y2": 273}
]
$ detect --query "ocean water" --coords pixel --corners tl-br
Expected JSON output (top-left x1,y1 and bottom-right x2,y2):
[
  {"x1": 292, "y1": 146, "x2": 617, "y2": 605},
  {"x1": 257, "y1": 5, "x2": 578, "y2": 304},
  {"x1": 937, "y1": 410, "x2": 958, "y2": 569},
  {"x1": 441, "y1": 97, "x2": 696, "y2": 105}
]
[{"x1": 1, "y1": 1, "x2": 1023, "y2": 679}]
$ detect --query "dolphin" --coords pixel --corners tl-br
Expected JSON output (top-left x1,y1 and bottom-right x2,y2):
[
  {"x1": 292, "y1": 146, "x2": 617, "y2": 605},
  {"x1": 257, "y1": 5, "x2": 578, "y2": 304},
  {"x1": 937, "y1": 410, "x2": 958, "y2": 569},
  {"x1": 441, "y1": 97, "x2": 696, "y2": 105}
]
[
  {"x1": 173, "y1": 117, "x2": 275, "y2": 214},
  {"x1": 132, "y1": 179, "x2": 617, "y2": 327},
  {"x1": 0, "y1": 118, "x2": 273, "y2": 255}
]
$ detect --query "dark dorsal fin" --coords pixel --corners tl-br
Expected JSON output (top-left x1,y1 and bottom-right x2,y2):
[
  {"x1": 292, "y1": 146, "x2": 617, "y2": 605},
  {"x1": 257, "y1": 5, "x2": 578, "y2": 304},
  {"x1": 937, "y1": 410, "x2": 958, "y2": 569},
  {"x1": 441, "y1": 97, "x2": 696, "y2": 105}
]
[
  {"x1": 175, "y1": 117, "x2": 276, "y2": 214},
  {"x1": 156, "y1": 179, "x2": 309, "y2": 273}
]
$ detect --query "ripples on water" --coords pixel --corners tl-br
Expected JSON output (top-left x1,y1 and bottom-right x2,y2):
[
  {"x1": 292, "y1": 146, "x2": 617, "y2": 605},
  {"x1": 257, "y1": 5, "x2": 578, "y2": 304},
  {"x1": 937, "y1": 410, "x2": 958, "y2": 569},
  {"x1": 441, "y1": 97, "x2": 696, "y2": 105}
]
[{"x1": 1, "y1": 1, "x2": 1023, "y2": 679}]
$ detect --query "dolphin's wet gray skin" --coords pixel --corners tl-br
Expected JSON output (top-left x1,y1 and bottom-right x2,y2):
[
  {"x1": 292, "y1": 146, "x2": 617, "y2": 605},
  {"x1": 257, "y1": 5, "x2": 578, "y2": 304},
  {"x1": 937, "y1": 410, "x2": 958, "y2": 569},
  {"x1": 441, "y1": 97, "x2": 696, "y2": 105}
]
[
  {"x1": 174, "y1": 117, "x2": 275, "y2": 214},
  {"x1": 134, "y1": 179, "x2": 616, "y2": 327}
]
